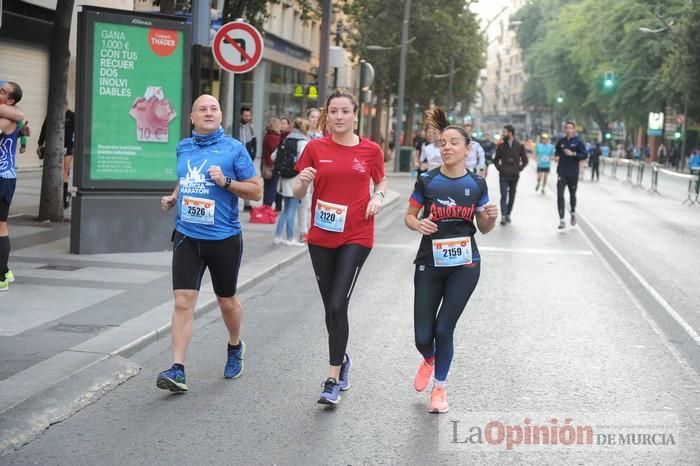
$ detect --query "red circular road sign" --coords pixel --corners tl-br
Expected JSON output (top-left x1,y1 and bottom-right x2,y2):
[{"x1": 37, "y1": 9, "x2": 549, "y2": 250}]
[{"x1": 212, "y1": 21, "x2": 264, "y2": 74}]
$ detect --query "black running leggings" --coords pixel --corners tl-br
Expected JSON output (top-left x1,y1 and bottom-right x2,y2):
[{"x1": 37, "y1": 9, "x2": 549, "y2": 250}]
[
  {"x1": 414, "y1": 263, "x2": 481, "y2": 382},
  {"x1": 308, "y1": 244, "x2": 371, "y2": 366},
  {"x1": 557, "y1": 175, "x2": 579, "y2": 219}
]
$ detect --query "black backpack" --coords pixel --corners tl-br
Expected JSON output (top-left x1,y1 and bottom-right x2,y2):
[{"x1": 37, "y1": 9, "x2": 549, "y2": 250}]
[{"x1": 274, "y1": 137, "x2": 301, "y2": 178}]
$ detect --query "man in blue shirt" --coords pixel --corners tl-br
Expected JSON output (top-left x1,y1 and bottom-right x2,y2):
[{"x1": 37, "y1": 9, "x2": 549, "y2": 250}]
[
  {"x1": 157, "y1": 94, "x2": 262, "y2": 392},
  {"x1": 0, "y1": 80, "x2": 23, "y2": 292},
  {"x1": 554, "y1": 121, "x2": 587, "y2": 229}
]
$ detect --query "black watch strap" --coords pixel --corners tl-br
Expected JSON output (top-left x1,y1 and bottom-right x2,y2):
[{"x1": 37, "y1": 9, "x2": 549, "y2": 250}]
[{"x1": 224, "y1": 176, "x2": 232, "y2": 188}]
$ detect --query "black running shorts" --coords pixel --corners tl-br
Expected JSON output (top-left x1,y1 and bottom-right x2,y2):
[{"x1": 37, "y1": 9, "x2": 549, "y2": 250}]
[
  {"x1": 171, "y1": 230, "x2": 243, "y2": 297},
  {"x1": 0, "y1": 178, "x2": 17, "y2": 221}
]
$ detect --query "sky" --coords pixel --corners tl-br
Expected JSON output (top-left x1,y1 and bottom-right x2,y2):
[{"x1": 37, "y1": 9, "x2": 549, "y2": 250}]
[{"x1": 469, "y1": 0, "x2": 514, "y2": 39}]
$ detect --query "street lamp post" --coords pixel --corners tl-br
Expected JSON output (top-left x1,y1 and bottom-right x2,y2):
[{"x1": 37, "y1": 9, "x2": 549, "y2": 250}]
[
  {"x1": 393, "y1": 0, "x2": 412, "y2": 172},
  {"x1": 639, "y1": 19, "x2": 689, "y2": 170}
]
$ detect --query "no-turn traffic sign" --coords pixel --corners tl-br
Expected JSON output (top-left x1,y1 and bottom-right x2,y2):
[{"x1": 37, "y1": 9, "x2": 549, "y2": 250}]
[{"x1": 212, "y1": 21, "x2": 264, "y2": 74}]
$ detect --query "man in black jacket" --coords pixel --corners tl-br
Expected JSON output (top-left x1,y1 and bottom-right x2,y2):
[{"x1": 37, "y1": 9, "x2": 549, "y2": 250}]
[
  {"x1": 493, "y1": 125, "x2": 528, "y2": 225},
  {"x1": 554, "y1": 121, "x2": 587, "y2": 229}
]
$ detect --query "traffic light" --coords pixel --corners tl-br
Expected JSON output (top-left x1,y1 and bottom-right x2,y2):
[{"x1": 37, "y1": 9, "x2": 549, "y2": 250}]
[
  {"x1": 674, "y1": 127, "x2": 682, "y2": 139},
  {"x1": 605, "y1": 132, "x2": 612, "y2": 140},
  {"x1": 556, "y1": 91, "x2": 565, "y2": 104},
  {"x1": 604, "y1": 71, "x2": 614, "y2": 88}
]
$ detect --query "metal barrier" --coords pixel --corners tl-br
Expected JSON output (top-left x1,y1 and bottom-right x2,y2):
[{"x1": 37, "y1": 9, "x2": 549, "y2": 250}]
[
  {"x1": 649, "y1": 166, "x2": 699, "y2": 206},
  {"x1": 647, "y1": 163, "x2": 660, "y2": 195},
  {"x1": 600, "y1": 157, "x2": 699, "y2": 205},
  {"x1": 636, "y1": 162, "x2": 645, "y2": 187}
]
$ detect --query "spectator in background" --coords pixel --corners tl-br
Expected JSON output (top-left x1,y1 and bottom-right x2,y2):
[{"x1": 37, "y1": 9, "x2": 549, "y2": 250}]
[
  {"x1": 273, "y1": 118, "x2": 309, "y2": 246},
  {"x1": 306, "y1": 108, "x2": 323, "y2": 140},
  {"x1": 280, "y1": 116, "x2": 291, "y2": 140},
  {"x1": 688, "y1": 148, "x2": 700, "y2": 173},
  {"x1": 590, "y1": 143, "x2": 601, "y2": 182},
  {"x1": 298, "y1": 108, "x2": 321, "y2": 242},
  {"x1": 413, "y1": 129, "x2": 426, "y2": 175},
  {"x1": 261, "y1": 117, "x2": 282, "y2": 209},
  {"x1": 237, "y1": 106, "x2": 257, "y2": 212},
  {"x1": 38, "y1": 101, "x2": 75, "y2": 209},
  {"x1": 657, "y1": 143, "x2": 668, "y2": 164}
]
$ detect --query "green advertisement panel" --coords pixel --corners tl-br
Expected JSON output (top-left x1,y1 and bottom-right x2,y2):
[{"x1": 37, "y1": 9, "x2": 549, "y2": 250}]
[{"x1": 89, "y1": 20, "x2": 184, "y2": 182}]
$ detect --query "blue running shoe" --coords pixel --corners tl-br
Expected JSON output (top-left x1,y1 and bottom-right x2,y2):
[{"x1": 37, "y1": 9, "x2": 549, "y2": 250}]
[
  {"x1": 339, "y1": 353, "x2": 352, "y2": 391},
  {"x1": 317, "y1": 377, "x2": 341, "y2": 405},
  {"x1": 224, "y1": 340, "x2": 246, "y2": 379},
  {"x1": 156, "y1": 365, "x2": 188, "y2": 393}
]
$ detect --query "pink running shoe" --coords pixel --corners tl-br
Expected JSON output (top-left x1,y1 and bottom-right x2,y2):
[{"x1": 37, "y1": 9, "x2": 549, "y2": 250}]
[
  {"x1": 413, "y1": 360, "x2": 434, "y2": 392},
  {"x1": 429, "y1": 386, "x2": 449, "y2": 413}
]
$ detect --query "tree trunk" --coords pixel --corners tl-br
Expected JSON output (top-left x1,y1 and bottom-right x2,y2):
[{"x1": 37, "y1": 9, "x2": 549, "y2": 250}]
[
  {"x1": 405, "y1": 96, "x2": 415, "y2": 148},
  {"x1": 591, "y1": 105, "x2": 607, "y2": 143},
  {"x1": 38, "y1": 0, "x2": 74, "y2": 222}
]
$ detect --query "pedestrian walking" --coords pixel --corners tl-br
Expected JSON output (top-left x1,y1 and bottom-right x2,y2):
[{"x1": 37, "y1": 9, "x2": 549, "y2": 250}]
[
  {"x1": 554, "y1": 121, "x2": 587, "y2": 229},
  {"x1": 293, "y1": 89, "x2": 387, "y2": 405},
  {"x1": 535, "y1": 135, "x2": 554, "y2": 194},
  {"x1": 405, "y1": 107, "x2": 498, "y2": 413},
  {"x1": 493, "y1": 124, "x2": 528, "y2": 225},
  {"x1": 0, "y1": 80, "x2": 23, "y2": 292},
  {"x1": 273, "y1": 117, "x2": 309, "y2": 246},
  {"x1": 156, "y1": 94, "x2": 262, "y2": 393}
]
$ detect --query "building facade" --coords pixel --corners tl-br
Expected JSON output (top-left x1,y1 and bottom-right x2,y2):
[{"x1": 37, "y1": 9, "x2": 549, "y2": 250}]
[{"x1": 477, "y1": 0, "x2": 533, "y2": 140}]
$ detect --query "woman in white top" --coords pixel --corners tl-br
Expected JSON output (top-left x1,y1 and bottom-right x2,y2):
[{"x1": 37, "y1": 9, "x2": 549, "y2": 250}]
[
  {"x1": 297, "y1": 108, "x2": 321, "y2": 242},
  {"x1": 420, "y1": 126, "x2": 442, "y2": 171},
  {"x1": 273, "y1": 117, "x2": 309, "y2": 246}
]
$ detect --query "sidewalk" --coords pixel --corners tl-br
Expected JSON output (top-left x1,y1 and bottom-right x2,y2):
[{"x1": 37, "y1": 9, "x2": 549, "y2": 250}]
[{"x1": 0, "y1": 176, "x2": 401, "y2": 454}]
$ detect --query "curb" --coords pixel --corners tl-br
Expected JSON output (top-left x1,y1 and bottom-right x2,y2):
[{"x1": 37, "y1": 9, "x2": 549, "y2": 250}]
[
  {"x1": 0, "y1": 189, "x2": 401, "y2": 457},
  {"x1": 0, "y1": 250, "x2": 306, "y2": 458}
]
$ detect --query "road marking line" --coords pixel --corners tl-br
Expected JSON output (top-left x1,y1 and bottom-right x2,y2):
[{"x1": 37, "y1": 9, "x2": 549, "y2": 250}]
[
  {"x1": 579, "y1": 211, "x2": 700, "y2": 347},
  {"x1": 373, "y1": 243, "x2": 593, "y2": 256},
  {"x1": 577, "y1": 211, "x2": 699, "y2": 382},
  {"x1": 8, "y1": 214, "x2": 24, "y2": 219}
]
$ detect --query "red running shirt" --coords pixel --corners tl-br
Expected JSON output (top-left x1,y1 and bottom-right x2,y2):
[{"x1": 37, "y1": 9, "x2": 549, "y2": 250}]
[{"x1": 295, "y1": 137, "x2": 385, "y2": 248}]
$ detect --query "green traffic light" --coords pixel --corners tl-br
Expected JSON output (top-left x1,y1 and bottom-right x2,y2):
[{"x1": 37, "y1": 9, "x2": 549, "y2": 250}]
[
  {"x1": 556, "y1": 97, "x2": 564, "y2": 103},
  {"x1": 674, "y1": 131, "x2": 681, "y2": 139},
  {"x1": 605, "y1": 132, "x2": 612, "y2": 140},
  {"x1": 604, "y1": 79, "x2": 613, "y2": 88}
]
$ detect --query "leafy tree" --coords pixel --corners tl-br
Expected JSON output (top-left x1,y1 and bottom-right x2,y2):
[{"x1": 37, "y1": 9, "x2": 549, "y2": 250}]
[{"x1": 341, "y1": 0, "x2": 484, "y2": 139}]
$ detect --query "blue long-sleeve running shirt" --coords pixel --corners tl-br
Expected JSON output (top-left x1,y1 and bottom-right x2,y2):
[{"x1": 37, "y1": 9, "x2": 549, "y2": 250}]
[{"x1": 555, "y1": 136, "x2": 587, "y2": 177}]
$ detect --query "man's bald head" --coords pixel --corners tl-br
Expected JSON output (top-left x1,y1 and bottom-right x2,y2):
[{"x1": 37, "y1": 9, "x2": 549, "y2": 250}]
[
  {"x1": 190, "y1": 94, "x2": 222, "y2": 134},
  {"x1": 191, "y1": 94, "x2": 219, "y2": 112}
]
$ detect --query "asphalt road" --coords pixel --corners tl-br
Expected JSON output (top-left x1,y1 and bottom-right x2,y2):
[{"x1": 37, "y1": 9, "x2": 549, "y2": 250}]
[{"x1": 2, "y1": 169, "x2": 699, "y2": 465}]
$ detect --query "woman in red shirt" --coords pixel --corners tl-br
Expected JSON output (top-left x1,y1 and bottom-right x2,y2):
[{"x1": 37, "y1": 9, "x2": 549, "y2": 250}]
[{"x1": 293, "y1": 89, "x2": 387, "y2": 405}]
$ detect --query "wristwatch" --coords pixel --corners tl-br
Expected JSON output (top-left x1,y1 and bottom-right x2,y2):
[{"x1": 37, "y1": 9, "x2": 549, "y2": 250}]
[{"x1": 223, "y1": 176, "x2": 232, "y2": 189}]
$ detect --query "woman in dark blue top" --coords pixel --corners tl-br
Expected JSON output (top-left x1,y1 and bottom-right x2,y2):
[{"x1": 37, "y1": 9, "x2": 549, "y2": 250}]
[{"x1": 405, "y1": 108, "x2": 498, "y2": 413}]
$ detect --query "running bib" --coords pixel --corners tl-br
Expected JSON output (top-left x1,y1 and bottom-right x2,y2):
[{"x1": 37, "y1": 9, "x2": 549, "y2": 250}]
[
  {"x1": 432, "y1": 237, "x2": 472, "y2": 267},
  {"x1": 181, "y1": 196, "x2": 215, "y2": 225},
  {"x1": 540, "y1": 155, "x2": 550, "y2": 163},
  {"x1": 314, "y1": 199, "x2": 348, "y2": 233}
]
